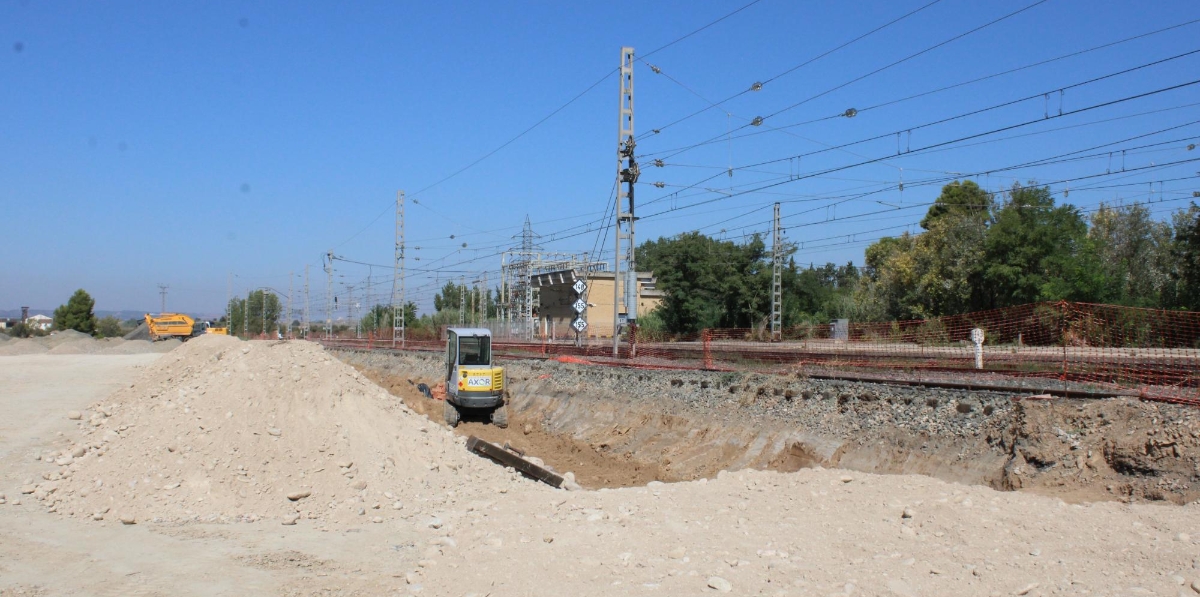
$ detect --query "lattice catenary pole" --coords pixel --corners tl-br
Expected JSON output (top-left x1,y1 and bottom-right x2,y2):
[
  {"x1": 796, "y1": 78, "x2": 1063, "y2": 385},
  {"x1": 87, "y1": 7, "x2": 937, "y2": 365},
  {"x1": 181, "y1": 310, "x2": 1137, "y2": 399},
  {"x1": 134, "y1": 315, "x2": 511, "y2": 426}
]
[
  {"x1": 613, "y1": 46, "x2": 637, "y2": 356},
  {"x1": 325, "y1": 250, "x2": 333, "y2": 339},
  {"x1": 391, "y1": 190, "x2": 405, "y2": 347},
  {"x1": 771, "y1": 202, "x2": 782, "y2": 342}
]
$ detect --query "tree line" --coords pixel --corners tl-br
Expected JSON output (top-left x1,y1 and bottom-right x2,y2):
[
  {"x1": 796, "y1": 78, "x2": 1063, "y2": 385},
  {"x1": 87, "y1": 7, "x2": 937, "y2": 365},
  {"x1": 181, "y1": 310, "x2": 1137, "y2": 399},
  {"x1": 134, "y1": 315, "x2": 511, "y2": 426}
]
[
  {"x1": 5, "y1": 289, "x2": 125, "y2": 338},
  {"x1": 636, "y1": 180, "x2": 1200, "y2": 334}
]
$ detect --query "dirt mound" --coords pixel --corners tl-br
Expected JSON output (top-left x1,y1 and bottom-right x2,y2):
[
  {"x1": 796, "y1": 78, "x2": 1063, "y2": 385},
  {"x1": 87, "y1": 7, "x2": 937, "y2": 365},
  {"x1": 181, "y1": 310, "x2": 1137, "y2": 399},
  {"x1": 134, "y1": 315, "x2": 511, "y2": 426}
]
[
  {"x1": 123, "y1": 324, "x2": 151, "y2": 341},
  {"x1": 0, "y1": 340, "x2": 49, "y2": 356},
  {"x1": 34, "y1": 329, "x2": 92, "y2": 348},
  {"x1": 47, "y1": 339, "x2": 108, "y2": 355},
  {"x1": 0, "y1": 335, "x2": 169, "y2": 356},
  {"x1": 41, "y1": 336, "x2": 536, "y2": 525},
  {"x1": 101, "y1": 339, "x2": 155, "y2": 355}
]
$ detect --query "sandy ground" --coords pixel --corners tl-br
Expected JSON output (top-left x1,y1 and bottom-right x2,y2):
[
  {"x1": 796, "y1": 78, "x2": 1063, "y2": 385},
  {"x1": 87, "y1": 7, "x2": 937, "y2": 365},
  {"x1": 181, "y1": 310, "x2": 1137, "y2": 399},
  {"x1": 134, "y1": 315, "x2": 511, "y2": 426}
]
[{"x1": 2, "y1": 347, "x2": 1200, "y2": 597}]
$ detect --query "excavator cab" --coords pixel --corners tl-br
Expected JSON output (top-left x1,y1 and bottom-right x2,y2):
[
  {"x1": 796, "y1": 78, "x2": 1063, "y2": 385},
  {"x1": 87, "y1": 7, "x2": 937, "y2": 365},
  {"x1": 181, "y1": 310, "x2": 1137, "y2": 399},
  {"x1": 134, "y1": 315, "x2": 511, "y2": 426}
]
[{"x1": 443, "y1": 328, "x2": 507, "y2": 428}]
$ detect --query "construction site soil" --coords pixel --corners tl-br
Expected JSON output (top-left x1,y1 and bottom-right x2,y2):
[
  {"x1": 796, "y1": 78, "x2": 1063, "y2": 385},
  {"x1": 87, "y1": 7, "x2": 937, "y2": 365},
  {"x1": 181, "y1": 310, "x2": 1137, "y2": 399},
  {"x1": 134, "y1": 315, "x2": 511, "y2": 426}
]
[
  {"x1": 1, "y1": 336, "x2": 1198, "y2": 596},
  {"x1": 0, "y1": 330, "x2": 180, "y2": 356},
  {"x1": 341, "y1": 350, "x2": 1200, "y2": 504}
]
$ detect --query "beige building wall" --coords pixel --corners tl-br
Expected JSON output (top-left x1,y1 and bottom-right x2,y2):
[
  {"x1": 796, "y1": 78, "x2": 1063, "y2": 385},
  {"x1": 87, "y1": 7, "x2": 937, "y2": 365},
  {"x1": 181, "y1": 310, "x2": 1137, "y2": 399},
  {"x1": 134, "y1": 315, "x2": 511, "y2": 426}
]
[{"x1": 536, "y1": 271, "x2": 662, "y2": 339}]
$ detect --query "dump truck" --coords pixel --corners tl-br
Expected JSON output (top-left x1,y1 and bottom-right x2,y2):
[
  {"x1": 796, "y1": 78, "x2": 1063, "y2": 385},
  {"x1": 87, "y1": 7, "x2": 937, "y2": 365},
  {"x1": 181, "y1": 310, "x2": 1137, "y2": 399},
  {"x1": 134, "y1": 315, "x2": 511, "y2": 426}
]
[
  {"x1": 442, "y1": 327, "x2": 508, "y2": 428},
  {"x1": 144, "y1": 313, "x2": 225, "y2": 341}
]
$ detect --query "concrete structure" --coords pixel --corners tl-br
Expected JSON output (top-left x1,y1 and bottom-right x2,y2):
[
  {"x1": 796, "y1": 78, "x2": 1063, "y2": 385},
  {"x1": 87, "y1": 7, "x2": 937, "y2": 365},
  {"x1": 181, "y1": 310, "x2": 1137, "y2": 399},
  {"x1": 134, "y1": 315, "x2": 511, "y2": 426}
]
[{"x1": 533, "y1": 269, "x2": 663, "y2": 339}]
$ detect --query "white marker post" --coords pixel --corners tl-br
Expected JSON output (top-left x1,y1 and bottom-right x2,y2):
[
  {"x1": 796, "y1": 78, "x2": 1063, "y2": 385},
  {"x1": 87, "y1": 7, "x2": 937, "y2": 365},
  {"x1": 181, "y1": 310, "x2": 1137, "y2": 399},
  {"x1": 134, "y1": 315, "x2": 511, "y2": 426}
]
[{"x1": 971, "y1": 328, "x2": 986, "y2": 369}]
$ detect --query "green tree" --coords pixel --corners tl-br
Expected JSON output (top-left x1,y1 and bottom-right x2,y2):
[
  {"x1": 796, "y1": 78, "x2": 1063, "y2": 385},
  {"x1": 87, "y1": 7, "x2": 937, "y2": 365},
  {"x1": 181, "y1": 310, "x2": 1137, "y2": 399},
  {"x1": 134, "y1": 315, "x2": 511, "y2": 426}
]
[
  {"x1": 433, "y1": 281, "x2": 467, "y2": 312},
  {"x1": 783, "y1": 261, "x2": 860, "y2": 323},
  {"x1": 245, "y1": 290, "x2": 283, "y2": 336},
  {"x1": 857, "y1": 233, "x2": 919, "y2": 320},
  {"x1": 227, "y1": 297, "x2": 247, "y2": 337},
  {"x1": 1162, "y1": 203, "x2": 1200, "y2": 310},
  {"x1": 53, "y1": 289, "x2": 97, "y2": 334},
  {"x1": 360, "y1": 302, "x2": 419, "y2": 334},
  {"x1": 638, "y1": 231, "x2": 770, "y2": 333},
  {"x1": 856, "y1": 181, "x2": 992, "y2": 320},
  {"x1": 95, "y1": 315, "x2": 123, "y2": 338},
  {"x1": 1088, "y1": 202, "x2": 1172, "y2": 306},
  {"x1": 919, "y1": 179, "x2": 993, "y2": 229},
  {"x1": 975, "y1": 183, "x2": 1097, "y2": 309}
]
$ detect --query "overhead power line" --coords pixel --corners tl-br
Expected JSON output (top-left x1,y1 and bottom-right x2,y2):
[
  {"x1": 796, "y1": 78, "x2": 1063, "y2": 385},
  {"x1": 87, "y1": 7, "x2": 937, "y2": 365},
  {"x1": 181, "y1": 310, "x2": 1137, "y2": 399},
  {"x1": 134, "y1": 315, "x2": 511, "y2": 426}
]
[
  {"x1": 328, "y1": 0, "x2": 769, "y2": 251},
  {"x1": 637, "y1": 0, "x2": 947, "y2": 140},
  {"x1": 642, "y1": 52, "x2": 1200, "y2": 210},
  {"x1": 641, "y1": 0, "x2": 1051, "y2": 158},
  {"x1": 640, "y1": 17, "x2": 1200, "y2": 157}
]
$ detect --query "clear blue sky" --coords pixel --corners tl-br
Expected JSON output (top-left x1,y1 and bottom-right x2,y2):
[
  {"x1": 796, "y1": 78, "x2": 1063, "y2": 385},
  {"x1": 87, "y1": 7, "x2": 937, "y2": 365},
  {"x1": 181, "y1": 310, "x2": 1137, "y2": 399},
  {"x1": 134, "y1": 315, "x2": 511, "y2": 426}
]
[{"x1": 3, "y1": 0, "x2": 1198, "y2": 318}]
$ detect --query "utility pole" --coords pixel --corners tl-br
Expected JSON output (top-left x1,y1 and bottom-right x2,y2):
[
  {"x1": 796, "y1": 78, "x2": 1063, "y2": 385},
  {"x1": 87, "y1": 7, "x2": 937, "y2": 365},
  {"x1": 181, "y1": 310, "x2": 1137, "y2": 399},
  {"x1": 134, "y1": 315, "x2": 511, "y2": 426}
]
[
  {"x1": 613, "y1": 46, "x2": 638, "y2": 357},
  {"x1": 364, "y1": 267, "x2": 371, "y2": 337},
  {"x1": 391, "y1": 190, "x2": 406, "y2": 347},
  {"x1": 348, "y1": 283, "x2": 357, "y2": 338},
  {"x1": 158, "y1": 284, "x2": 169, "y2": 314},
  {"x1": 325, "y1": 250, "x2": 333, "y2": 339},
  {"x1": 520, "y1": 217, "x2": 535, "y2": 340},
  {"x1": 459, "y1": 275, "x2": 466, "y2": 326},
  {"x1": 226, "y1": 274, "x2": 232, "y2": 327},
  {"x1": 304, "y1": 265, "x2": 310, "y2": 337},
  {"x1": 472, "y1": 272, "x2": 482, "y2": 326},
  {"x1": 288, "y1": 271, "x2": 294, "y2": 339},
  {"x1": 262, "y1": 289, "x2": 267, "y2": 337},
  {"x1": 771, "y1": 202, "x2": 782, "y2": 342}
]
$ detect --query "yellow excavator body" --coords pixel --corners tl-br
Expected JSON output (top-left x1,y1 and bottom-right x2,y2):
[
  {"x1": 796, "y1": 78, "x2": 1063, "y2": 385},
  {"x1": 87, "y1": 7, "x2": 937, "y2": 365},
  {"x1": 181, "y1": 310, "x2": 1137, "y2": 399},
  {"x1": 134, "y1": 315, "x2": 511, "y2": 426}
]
[{"x1": 144, "y1": 313, "x2": 219, "y2": 341}]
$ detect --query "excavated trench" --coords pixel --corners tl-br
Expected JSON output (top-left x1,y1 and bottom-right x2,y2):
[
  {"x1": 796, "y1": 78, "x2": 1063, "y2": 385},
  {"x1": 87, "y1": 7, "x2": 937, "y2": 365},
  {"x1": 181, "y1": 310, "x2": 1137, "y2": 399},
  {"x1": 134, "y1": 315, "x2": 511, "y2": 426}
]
[{"x1": 336, "y1": 349, "x2": 1200, "y2": 504}]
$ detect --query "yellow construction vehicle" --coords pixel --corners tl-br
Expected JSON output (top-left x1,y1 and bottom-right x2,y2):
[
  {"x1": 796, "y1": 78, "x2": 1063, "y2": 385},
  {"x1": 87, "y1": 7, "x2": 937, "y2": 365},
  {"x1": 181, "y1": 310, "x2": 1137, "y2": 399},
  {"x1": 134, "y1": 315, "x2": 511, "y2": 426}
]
[
  {"x1": 144, "y1": 313, "x2": 225, "y2": 341},
  {"x1": 442, "y1": 327, "x2": 508, "y2": 428}
]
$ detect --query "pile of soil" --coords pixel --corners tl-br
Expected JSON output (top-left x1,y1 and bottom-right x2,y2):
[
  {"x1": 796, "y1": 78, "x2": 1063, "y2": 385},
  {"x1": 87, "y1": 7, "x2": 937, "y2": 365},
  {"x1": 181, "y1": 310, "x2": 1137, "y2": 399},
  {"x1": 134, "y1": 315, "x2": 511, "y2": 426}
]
[
  {"x1": 122, "y1": 324, "x2": 151, "y2": 341},
  {"x1": 37, "y1": 336, "x2": 537, "y2": 525}
]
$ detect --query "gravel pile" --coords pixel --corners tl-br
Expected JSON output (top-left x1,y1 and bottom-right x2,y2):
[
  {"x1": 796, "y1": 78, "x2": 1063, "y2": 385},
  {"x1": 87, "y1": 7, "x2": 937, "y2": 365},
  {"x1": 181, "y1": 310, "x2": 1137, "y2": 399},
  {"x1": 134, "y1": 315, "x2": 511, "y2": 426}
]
[
  {"x1": 0, "y1": 333, "x2": 177, "y2": 356},
  {"x1": 123, "y1": 324, "x2": 151, "y2": 341}
]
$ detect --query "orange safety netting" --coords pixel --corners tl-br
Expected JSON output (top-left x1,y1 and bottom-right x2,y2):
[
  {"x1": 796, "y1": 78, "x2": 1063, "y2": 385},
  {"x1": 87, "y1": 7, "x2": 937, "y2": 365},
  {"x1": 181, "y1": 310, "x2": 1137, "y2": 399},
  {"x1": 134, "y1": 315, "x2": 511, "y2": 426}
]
[{"x1": 317, "y1": 301, "x2": 1200, "y2": 406}]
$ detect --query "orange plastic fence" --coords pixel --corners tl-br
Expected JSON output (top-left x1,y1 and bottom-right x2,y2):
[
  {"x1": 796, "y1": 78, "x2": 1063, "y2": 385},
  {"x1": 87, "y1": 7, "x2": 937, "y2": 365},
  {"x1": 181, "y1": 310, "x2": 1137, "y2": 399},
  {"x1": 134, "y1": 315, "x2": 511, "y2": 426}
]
[{"x1": 317, "y1": 301, "x2": 1200, "y2": 406}]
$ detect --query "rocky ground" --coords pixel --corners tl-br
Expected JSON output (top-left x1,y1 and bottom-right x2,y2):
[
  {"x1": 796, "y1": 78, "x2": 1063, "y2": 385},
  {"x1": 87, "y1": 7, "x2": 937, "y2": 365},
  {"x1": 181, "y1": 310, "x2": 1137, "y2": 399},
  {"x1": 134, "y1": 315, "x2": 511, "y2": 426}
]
[{"x1": 1, "y1": 339, "x2": 1199, "y2": 596}]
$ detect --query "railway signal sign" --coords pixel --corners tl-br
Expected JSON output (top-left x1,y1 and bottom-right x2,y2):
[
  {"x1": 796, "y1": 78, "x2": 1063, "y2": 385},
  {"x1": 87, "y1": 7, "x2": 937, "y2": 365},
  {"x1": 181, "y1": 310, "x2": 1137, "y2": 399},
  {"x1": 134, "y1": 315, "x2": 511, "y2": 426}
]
[
  {"x1": 572, "y1": 298, "x2": 587, "y2": 313},
  {"x1": 571, "y1": 318, "x2": 588, "y2": 333},
  {"x1": 572, "y1": 279, "x2": 587, "y2": 295}
]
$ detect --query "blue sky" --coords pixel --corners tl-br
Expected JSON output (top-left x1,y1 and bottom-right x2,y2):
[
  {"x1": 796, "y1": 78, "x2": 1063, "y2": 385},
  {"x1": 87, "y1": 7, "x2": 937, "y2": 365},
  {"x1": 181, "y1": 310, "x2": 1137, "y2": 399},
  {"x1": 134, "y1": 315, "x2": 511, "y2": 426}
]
[{"x1": 2, "y1": 0, "x2": 1198, "y2": 318}]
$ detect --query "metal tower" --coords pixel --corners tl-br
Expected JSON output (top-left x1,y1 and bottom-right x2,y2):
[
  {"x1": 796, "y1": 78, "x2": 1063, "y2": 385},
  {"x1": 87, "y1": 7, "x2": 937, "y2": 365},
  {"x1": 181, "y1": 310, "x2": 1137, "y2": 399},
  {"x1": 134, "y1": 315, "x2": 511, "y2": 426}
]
[
  {"x1": 347, "y1": 283, "x2": 356, "y2": 338},
  {"x1": 324, "y1": 250, "x2": 333, "y2": 339},
  {"x1": 520, "y1": 216, "x2": 536, "y2": 337},
  {"x1": 391, "y1": 190, "x2": 406, "y2": 346},
  {"x1": 157, "y1": 284, "x2": 169, "y2": 314},
  {"x1": 459, "y1": 275, "x2": 466, "y2": 326},
  {"x1": 303, "y1": 265, "x2": 310, "y2": 336},
  {"x1": 771, "y1": 202, "x2": 782, "y2": 342},
  {"x1": 613, "y1": 46, "x2": 638, "y2": 356}
]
